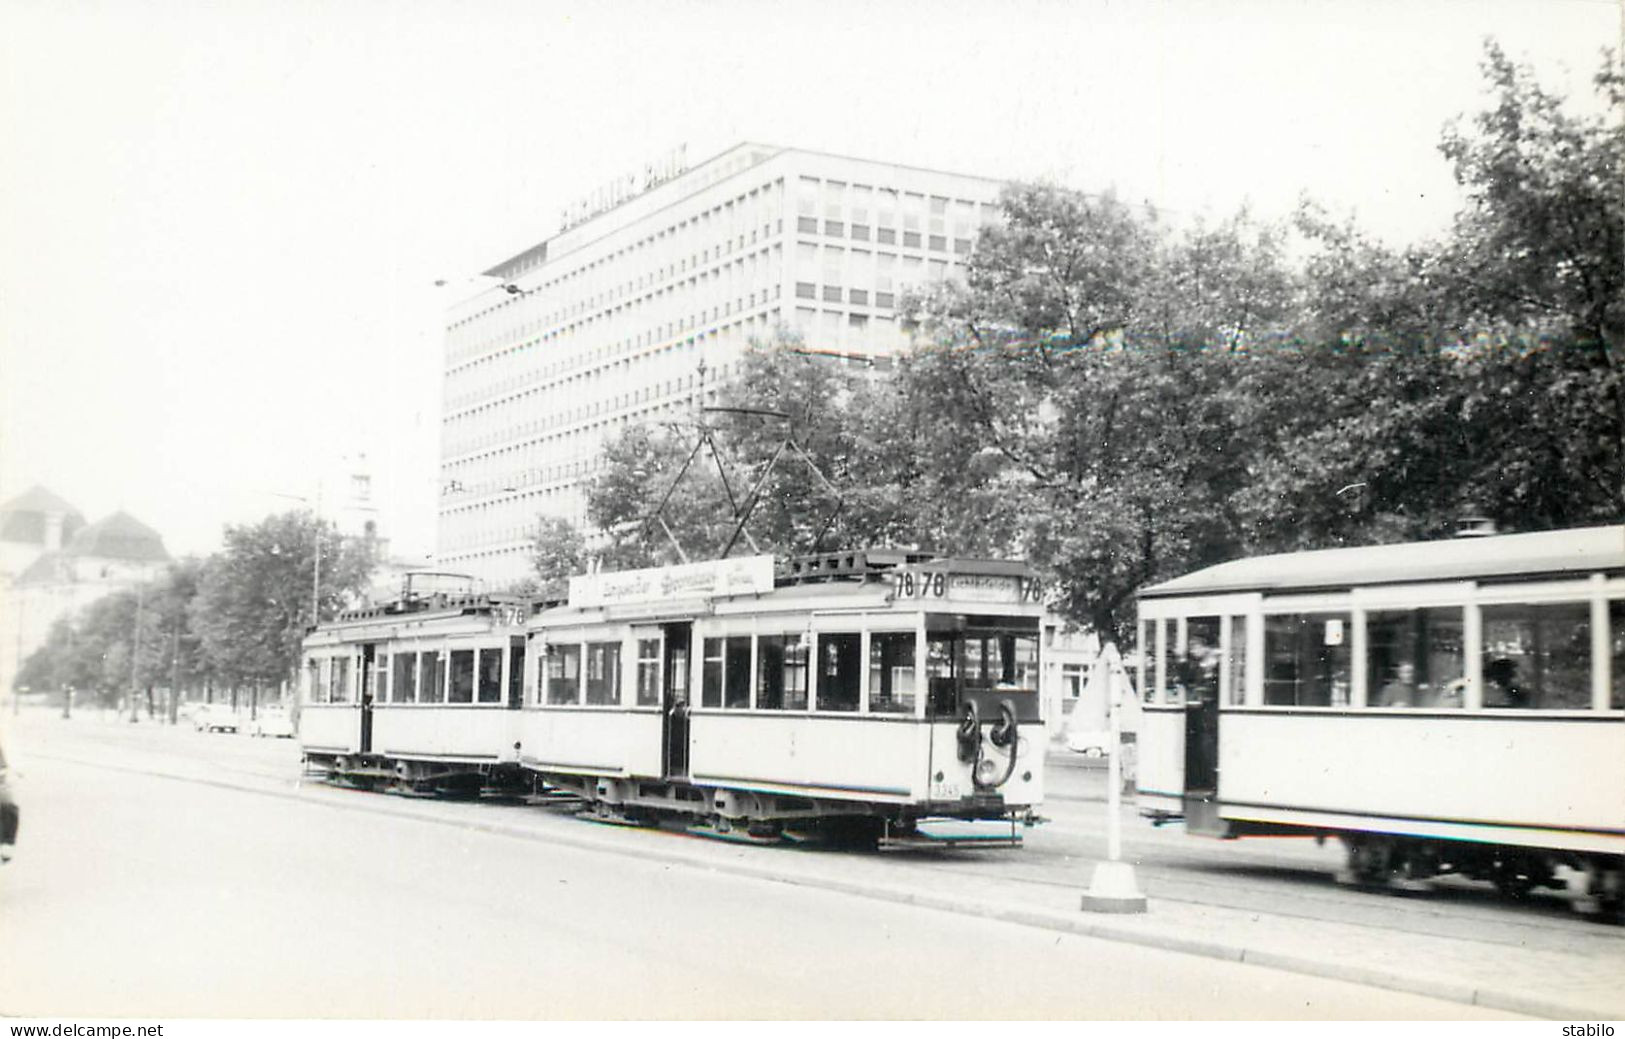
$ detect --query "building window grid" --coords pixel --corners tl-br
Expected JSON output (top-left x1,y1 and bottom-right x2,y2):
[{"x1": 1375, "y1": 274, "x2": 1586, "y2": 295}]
[{"x1": 445, "y1": 167, "x2": 993, "y2": 578}]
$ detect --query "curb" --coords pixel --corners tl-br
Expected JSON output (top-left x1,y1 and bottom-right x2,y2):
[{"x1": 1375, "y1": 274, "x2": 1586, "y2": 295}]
[{"x1": 36, "y1": 750, "x2": 1617, "y2": 1020}]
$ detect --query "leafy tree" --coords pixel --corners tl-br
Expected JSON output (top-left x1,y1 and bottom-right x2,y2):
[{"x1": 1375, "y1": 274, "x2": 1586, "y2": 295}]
[
  {"x1": 191, "y1": 511, "x2": 374, "y2": 691},
  {"x1": 899, "y1": 185, "x2": 1300, "y2": 640},
  {"x1": 529, "y1": 515, "x2": 586, "y2": 589}
]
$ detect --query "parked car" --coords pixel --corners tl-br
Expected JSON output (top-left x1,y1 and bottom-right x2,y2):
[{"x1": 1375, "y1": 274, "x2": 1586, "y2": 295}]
[
  {"x1": 193, "y1": 703, "x2": 241, "y2": 734},
  {"x1": 250, "y1": 706, "x2": 295, "y2": 739},
  {"x1": 1066, "y1": 728, "x2": 1112, "y2": 757},
  {"x1": 0, "y1": 730, "x2": 17, "y2": 862}
]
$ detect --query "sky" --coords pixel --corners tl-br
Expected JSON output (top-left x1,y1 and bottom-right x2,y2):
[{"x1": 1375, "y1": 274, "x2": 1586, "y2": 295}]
[{"x1": 0, "y1": 0, "x2": 1617, "y2": 564}]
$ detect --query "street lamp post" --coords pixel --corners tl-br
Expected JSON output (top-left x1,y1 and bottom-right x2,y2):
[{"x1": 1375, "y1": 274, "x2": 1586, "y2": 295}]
[{"x1": 271, "y1": 486, "x2": 324, "y2": 626}]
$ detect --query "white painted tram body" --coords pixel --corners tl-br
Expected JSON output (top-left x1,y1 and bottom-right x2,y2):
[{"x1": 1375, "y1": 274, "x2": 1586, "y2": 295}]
[
  {"x1": 300, "y1": 551, "x2": 1049, "y2": 846},
  {"x1": 300, "y1": 580, "x2": 530, "y2": 792},
  {"x1": 1136, "y1": 524, "x2": 1625, "y2": 909},
  {"x1": 521, "y1": 551, "x2": 1048, "y2": 843}
]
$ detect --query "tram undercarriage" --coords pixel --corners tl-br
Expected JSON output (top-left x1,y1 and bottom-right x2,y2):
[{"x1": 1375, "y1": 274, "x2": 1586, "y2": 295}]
[
  {"x1": 304, "y1": 753, "x2": 532, "y2": 798},
  {"x1": 1149, "y1": 802, "x2": 1625, "y2": 919},
  {"x1": 536, "y1": 769, "x2": 1035, "y2": 849},
  {"x1": 1335, "y1": 832, "x2": 1625, "y2": 917},
  {"x1": 304, "y1": 751, "x2": 1036, "y2": 848}
]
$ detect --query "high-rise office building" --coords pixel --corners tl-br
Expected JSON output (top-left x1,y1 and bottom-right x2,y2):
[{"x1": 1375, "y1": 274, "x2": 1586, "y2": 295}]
[{"x1": 438, "y1": 143, "x2": 1003, "y2": 584}]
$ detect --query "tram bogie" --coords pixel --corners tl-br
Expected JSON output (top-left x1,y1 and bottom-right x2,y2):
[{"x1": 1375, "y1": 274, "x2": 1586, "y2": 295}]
[{"x1": 1135, "y1": 524, "x2": 1625, "y2": 917}]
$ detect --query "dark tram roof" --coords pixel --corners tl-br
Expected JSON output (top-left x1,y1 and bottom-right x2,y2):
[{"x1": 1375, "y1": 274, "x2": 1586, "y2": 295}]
[{"x1": 1140, "y1": 525, "x2": 1625, "y2": 599}]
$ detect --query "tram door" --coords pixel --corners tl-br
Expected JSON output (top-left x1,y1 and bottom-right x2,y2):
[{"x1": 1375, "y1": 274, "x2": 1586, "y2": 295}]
[
  {"x1": 661, "y1": 623, "x2": 692, "y2": 777},
  {"x1": 1180, "y1": 618, "x2": 1221, "y2": 799},
  {"x1": 359, "y1": 643, "x2": 377, "y2": 755}
]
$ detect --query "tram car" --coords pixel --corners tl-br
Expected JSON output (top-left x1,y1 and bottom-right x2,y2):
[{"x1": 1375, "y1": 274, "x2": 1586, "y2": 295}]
[
  {"x1": 521, "y1": 550, "x2": 1046, "y2": 844},
  {"x1": 301, "y1": 550, "x2": 1049, "y2": 846},
  {"x1": 1135, "y1": 523, "x2": 1625, "y2": 913},
  {"x1": 300, "y1": 572, "x2": 531, "y2": 794}
]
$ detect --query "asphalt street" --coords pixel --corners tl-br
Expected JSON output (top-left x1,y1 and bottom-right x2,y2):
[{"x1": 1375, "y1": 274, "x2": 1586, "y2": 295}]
[{"x1": 0, "y1": 710, "x2": 1580, "y2": 1019}]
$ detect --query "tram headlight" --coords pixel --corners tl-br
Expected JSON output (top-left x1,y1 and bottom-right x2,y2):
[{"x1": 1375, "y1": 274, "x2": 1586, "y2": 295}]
[{"x1": 976, "y1": 759, "x2": 999, "y2": 784}]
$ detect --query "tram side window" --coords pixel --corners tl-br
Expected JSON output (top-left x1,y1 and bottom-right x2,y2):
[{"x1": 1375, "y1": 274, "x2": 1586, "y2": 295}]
[
  {"x1": 817, "y1": 633, "x2": 861, "y2": 712},
  {"x1": 421, "y1": 651, "x2": 445, "y2": 704},
  {"x1": 305, "y1": 658, "x2": 324, "y2": 704},
  {"x1": 1163, "y1": 618, "x2": 1219, "y2": 704},
  {"x1": 869, "y1": 632, "x2": 916, "y2": 714},
  {"x1": 585, "y1": 642, "x2": 621, "y2": 706},
  {"x1": 757, "y1": 634, "x2": 808, "y2": 710},
  {"x1": 636, "y1": 638, "x2": 661, "y2": 706},
  {"x1": 330, "y1": 657, "x2": 352, "y2": 704},
  {"x1": 1367, "y1": 608, "x2": 1464, "y2": 708},
  {"x1": 477, "y1": 647, "x2": 503, "y2": 704},
  {"x1": 374, "y1": 653, "x2": 391, "y2": 704},
  {"x1": 725, "y1": 637, "x2": 751, "y2": 709},
  {"x1": 1613, "y1": 601, "x2": 1625, "y2": 710},
  {"x1": 508, "y1": 642, "x2": 525, "y2": 708},
  {"x1": 702, "y1": 638, "x2": 724, "y2": 708},
  {"x1": 1263, "y1": 613, "x2": 1351, "y2": 707},
  {"x1": 546, "y1": 644, "x2": 582, "y2": 705},
  {"x1": 392, "y1": 651, "x2": 418, "y2": 704},
  {"x1": 1140, "y1": 620, "x2": 1156, "y2": 703},
  {"x1": 449, "y1": 649, "x2": 476, "y2": 704},
  {"x1": 1226, "y1": 616, "x2": 1248, "y2": 705},
  {"x1": 927, "y1": 633, "x2": 958, "y2": 717},
  {"x1": 1481, "y1": 602, "x2": 1590, "y2": 709}
]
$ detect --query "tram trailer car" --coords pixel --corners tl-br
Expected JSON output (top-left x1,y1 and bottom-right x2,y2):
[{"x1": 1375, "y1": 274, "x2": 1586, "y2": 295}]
[
  {"x1": 518, "y1": 551, "x2": 1049, "y2": 846},
  {"x1": 1135, "y1": 524, "x2": 1625, "y2": 915},
  {"x1": 300, "y1": 581, "x2": 530, "y2": 795}
]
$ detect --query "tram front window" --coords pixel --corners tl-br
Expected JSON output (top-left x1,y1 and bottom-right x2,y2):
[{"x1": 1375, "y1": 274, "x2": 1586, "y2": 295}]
[
  {"x1": 1481, "y1": 602, "x2": 1590, "y2": 709},
  {"x1": 1367, "y1": 608, "x2": 1464, "y2": 708},
  {"x1": 928, "y1": 627, "x2": 1040, "y2": 720}
]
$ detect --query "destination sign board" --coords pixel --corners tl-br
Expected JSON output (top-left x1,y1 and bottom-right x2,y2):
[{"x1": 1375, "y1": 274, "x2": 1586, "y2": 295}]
[
  {"x1": 569, "y1": 554, "x2": 774, "y2": 609},
  {"x1": 890, "y1": 569, "x2": 1043, "y2": 605}
]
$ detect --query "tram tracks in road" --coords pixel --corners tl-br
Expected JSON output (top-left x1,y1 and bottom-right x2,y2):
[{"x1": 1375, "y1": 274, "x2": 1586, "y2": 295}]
[{"x1": 21, "y1": 732, "x2": 1625, "y2": 963}]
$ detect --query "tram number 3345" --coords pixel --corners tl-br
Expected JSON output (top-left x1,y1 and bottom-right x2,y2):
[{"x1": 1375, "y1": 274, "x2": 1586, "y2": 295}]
[{"x1": 892, "y1": 571, "x2": 1044, "y2": 603}]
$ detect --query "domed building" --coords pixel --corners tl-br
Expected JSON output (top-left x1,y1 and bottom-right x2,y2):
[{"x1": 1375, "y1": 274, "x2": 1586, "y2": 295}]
[
  {"x1": 1, "y1": 488, "x2": 169, "y2": 702},
  {"x1": 0, "y1": 486, "x2": 85, "y2": 580}
]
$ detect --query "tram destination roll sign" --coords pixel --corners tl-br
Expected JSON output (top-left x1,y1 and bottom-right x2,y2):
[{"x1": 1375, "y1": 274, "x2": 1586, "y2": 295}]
[{"x1": 891, "y1": 569, "x2": 1043, "y2": 604}]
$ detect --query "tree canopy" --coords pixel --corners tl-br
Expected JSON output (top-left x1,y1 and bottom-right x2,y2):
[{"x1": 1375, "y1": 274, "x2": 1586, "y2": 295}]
[{"x1": 520, "y1": 45, "x2": 1621, "y2": 644}]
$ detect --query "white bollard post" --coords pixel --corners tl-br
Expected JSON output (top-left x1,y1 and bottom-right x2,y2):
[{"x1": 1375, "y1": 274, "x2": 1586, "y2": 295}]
[{"x1": 1081, "y1": 642, "x2": 1147, "y2": 913}]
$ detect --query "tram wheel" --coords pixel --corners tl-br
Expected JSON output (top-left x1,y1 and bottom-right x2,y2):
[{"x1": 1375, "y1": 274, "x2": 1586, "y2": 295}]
[{"x1": 1490, "y1": 855, "x2": 1547, "y2": 900}]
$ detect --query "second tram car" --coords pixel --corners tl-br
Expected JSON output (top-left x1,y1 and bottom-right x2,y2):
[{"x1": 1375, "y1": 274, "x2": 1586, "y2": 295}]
[{"x1": 1135, "y1": 524, "x2": 1625, "y2": 913}]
